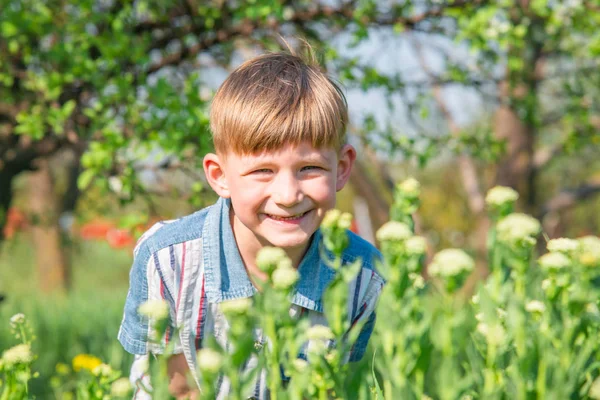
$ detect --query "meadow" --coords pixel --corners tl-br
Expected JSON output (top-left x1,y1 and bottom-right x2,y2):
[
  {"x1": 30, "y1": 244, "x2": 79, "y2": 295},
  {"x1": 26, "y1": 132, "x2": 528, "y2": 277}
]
[
  {"x1": 2, "y1": 182, "x2": 600, "y2": 399},
  {"x1": 0, "y1": 240, "x2": 134, "y2": 398}
]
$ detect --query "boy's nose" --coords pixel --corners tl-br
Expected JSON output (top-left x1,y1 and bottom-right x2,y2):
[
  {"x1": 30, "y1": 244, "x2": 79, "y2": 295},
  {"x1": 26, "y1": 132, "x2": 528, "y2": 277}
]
[{"x1": 272, "y1": 174, "x2": 304, "y2": 206}]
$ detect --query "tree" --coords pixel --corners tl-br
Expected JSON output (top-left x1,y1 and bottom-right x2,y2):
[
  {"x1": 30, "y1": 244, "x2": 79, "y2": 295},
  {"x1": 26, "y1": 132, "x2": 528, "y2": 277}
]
[{"x1": 1, "y1": 0, "x2": 599, "y2": 291}]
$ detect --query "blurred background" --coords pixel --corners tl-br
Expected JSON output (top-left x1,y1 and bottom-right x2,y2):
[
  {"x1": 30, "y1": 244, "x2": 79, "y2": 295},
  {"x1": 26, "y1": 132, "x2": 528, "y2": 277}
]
[{"x1": 1, "y1": 0, "x2": 599, "y2": 396}]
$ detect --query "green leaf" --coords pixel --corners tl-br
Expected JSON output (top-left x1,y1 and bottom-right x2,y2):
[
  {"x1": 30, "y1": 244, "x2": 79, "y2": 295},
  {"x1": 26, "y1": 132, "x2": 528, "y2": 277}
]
[{"x1": 77, "y1": 169, "x2": 96, "y2": 190}]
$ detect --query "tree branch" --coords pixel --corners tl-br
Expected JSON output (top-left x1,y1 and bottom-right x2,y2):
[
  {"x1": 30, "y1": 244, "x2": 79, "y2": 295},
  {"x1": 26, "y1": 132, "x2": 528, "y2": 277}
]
[
  {"x1": 539, "y1": 177, "x2": 600, "y2": 217},
  {"x1": 410, "y1": 36, "x2": 487, "y2": 216}
]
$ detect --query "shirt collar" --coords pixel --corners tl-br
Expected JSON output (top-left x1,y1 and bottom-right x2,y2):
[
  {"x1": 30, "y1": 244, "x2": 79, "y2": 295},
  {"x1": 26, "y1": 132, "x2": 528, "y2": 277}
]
[{"x1": 202, "y1": 197, "x2": 336, "y2": 312}]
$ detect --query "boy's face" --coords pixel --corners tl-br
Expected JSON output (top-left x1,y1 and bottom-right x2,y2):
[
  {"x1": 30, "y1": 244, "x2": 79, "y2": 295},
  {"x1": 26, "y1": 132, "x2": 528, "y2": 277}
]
[{"x1": 203, "y1": 142, "x2": 356, "y2": 255}]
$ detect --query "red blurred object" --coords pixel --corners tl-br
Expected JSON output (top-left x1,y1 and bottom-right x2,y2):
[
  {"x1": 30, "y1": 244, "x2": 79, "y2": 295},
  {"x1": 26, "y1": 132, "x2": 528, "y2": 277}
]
[
  {"x1": 106, "y1": 228, "x2": 136, "y2": 249},
  {"x1": 78, "y1": 220, "x2": 113, "y2": 240},
  {"x1": 350, "y1": 218, "x2": 359, "y2": 234},
  {"x1": 3, "y1": 207, "x2": 28, "y2": 239}
]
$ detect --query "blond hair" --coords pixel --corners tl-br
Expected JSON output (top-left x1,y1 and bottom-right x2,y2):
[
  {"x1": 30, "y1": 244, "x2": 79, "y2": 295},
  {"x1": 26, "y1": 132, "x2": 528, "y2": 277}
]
[{"x1": 209, "y1": 50, "x2": 348, "y2": 155}]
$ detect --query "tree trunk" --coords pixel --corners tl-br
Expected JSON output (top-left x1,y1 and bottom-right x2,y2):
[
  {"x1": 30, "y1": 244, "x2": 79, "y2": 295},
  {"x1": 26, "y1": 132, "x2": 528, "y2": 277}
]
[
  {"x1": 0, "y1": 169, "x2": 15, "y2": 242},
  {"x1": 28, "y1": 158, "x2": 70, "y2": 293},
  {"x1": 494, "y1": 81, "x2": 536, "y2": 212}
]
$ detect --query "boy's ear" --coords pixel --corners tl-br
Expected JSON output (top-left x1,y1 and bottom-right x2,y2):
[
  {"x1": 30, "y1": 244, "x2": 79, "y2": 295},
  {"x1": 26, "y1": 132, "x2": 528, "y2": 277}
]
[
  {"x1": 336, "y1": 144, "x2": 357, "y2": 192},
  {"x1": 203, "y1": 153, "x2": 231, "y2": 198}
]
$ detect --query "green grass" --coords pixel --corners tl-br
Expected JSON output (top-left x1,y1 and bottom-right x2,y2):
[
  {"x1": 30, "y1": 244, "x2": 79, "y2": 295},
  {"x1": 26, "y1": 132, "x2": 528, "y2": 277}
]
[{"x1": 0, "y1": 236, "x2": 135, "y2": 397}]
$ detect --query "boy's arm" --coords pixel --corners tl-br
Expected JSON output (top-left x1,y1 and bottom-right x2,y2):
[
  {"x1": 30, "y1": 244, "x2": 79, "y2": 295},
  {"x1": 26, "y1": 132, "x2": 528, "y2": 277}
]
[{"x1": 168, "y1": 353, "x2": 200, "y2": 399}]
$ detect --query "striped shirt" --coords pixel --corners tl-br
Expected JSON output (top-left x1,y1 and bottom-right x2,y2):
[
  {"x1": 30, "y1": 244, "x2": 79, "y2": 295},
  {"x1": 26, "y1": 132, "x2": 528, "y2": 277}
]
[{"x1": 118, "y1": 197, "x2": 384, "y2": 399}]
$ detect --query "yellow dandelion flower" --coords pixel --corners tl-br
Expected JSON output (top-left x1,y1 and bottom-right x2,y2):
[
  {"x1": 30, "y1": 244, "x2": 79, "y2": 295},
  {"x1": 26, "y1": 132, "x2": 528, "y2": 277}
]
[{"x1": 72, "y1": 354, "x2": 102, "y2": 372}]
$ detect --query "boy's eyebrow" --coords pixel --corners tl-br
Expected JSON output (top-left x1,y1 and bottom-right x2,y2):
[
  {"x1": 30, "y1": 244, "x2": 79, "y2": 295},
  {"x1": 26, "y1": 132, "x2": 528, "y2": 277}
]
[{"x1": 239, "y1": 151, "x2": 333, "y2": 168}]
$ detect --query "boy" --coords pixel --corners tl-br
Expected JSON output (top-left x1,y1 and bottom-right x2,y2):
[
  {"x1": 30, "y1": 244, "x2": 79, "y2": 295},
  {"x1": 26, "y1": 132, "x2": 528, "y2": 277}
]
[{"x1": 118, "y1": 49, "x2": 385, "y2": 399}]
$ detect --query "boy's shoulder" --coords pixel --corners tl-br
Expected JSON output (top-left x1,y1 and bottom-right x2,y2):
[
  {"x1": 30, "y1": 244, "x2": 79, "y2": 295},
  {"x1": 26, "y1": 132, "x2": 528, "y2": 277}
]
[
  {"x1": 342, "y1": 230, "x2": 382, "y2": 272},
  {"x1": 133, "y1": 203, "x2": 214, "y2": 258}
]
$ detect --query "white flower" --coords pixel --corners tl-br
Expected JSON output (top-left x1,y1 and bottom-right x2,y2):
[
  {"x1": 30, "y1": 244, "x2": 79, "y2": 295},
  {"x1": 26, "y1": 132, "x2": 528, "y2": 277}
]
[
  {"x1": 590, "y1": 376, "x2": 600, "y2": 399},
  {"x1": 321, "y1": 209, "x2": 352, "y2": 230},
  {"x1": 256, "y1": 247, "x2": 287, "y2": 272},
  {"x1": 471, "y1": 293, "x2": 480, "y2": 305},
  {"x1": 578, "y1": 235, "x2": 600, "y2": 266},
  {"x1": 405, "y1": 236, "x2": 427, "y2": 255},
  {"x1": 541, "y1": 278, "x2": 551, "y2": 291},
  {"x1": 338, "y1": 212, "x2": 353, "y2": 230},
  {"x1": 398, "y1": 178, "x2": 421, "y2": 197},
  {"x1": 111, "y1": 377, "x2": 132, "y2": 397},
  {"x1": 538, "y1": 252, "x2": 571, "y2": 271},
  {"x1": 525, "y1": 300, "x2": 546, "y2": 314},
  {"x1": 219, "y1": 298, "x2": 252, "y2": 315},
  {"x1": 271, "y1": 266, "x2": 299, "y2": 289},
  {"x1": 197, "y1": 348, "x2": 223, "y2": 374},
  {"x1": 586, "y1": 303, "x2": 599, "y2": 315},
  {"x1": 376, "y1": 221, "x2": 412, "y2": 242},
  {"x1": 2, "y1": 344, "x2": 33, "y2": 365},
  {"x1": 321, "y1": 209, "x2": 341, "y2": 229},
  {"x1": 496, "y1": 308, "x2": 507, "y2": 320},
  {"x1": 306, "y1": 325, "x2": 334, "y2": 341},
  {"x1": 428, "y1": 249, "x2": 475, "y2": 278},
  {"x1": 477, "y1": 323, "x2": 505, "y2": 346},
  {"x1": 93, "y1": 363, "x2": 113, "y2": 377},
  {"x1": 485, "y1": 186, "x2": 519, "y2": 207},
  {"x1": 496, "y1": 213, "x2": 541, "y2": 245},
  {"x1": 9, "y1": 313, "x2": 25, "y2": 328},
  {"x1": 292, "y1": 358, "x2": 309, "y2": 371},
  {"x1": 108, "y1": 176, "x2": 123, "y2": 194},
  {"x1": 409, "y1": 273, "x2": 425, "y2": 289},
  {"x1": 475, "y1": 312, "x2": 484, "y2": 322},
  {"x1": 547, "y1": 238, "x2": 579, "y2": 254},
  {"x1": 282, "y1": 6, "x2": 295, "y2": 20},
  {"x1": 138, "y1": 299, "x2": 169, "y2": 320}
]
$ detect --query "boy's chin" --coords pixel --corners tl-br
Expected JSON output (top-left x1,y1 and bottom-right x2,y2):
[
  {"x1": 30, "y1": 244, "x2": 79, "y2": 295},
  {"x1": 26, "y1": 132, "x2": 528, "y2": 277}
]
[{"x1": 261, "y1": 232, "x2": 313, "y2": 250}]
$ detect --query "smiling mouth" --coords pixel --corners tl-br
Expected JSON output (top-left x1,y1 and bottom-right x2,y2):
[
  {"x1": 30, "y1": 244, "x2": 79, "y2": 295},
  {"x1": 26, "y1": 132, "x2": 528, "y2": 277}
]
[{"x1": 265, "y1": 211, "x2": 309, "y2": 221}]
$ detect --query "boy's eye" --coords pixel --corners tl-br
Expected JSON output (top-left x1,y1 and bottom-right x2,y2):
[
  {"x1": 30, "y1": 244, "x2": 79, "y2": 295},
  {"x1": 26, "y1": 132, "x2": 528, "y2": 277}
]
[
  {"x1": 301, "y1": 166, "x2": 321, "y2": 171},
  {"x1": 252, "y1": 169, "x2": 272, "y2": 174}
]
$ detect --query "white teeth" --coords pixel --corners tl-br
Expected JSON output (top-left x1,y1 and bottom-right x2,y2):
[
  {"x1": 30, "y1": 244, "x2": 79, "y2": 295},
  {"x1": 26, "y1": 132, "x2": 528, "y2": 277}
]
[{"x1": 268, "y1": 211, "x2": 306, "y2": 221}]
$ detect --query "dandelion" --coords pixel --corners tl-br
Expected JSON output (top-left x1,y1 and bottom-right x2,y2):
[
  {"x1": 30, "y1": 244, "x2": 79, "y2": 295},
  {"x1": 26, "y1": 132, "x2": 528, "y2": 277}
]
[
  {"x1": 306, "y1": 325, "x2": 334, "y2": 341},
  {"x1": 197, "y1": 348, "x2": 223, "y2": 374},
  {"x1": 92, "y1": 363, "x2": 113, "y2": 377},
  {"x1": 9, "y1": 313, "x2": 25, "y2": 328},
  {"x1": 538, "y1": 252, "x2": 571, "y2": 272},
  {"x1": 2, "y1": 344, "x2": 33, "y2": 365},
  {"x1": 219, "y1": 298, "x2": 252, "y2": 315},
  {"x1": 271, "y1": 265, "x2": 299, "y2": 289},
  {"x1": 398, "y1": 178, "x2": 421, "y2": 197},
  {"x1": 55, "y1": 363, "x2": 70, "y2": 375},
  {"x1": 547, "y1": 238, "x2": 579, "y2": 254},
  {"x1": 405, "y1": 236, "x2": 427, "y2": 255},
  {"x1": 525, "y1": 300, "x2": 546, "y2": 314},
  {"x1": 138, "y1": 299, "x2": 169, "y2": 321},
  {"x1": 428, "y1": 249, "x2": 475, "y2": 278},
  {"x1": 496, "y1": 213, "x2": 541, "y2": 246},
  {"x1": 72, "y1": 354, "x2": 102, "y2": 372},
  {"x1": 256, "y1": 246, "x2": 287, "y2": 272},
  {"x1": 111, "y1": 377, "x2": 132, "y2": 397},
  {"x1": 376, "y1": 221, "x2": 412, "y2": 242},
  {"x1": 485, "y1": 186, "x2": 519, "y2": 208}
]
